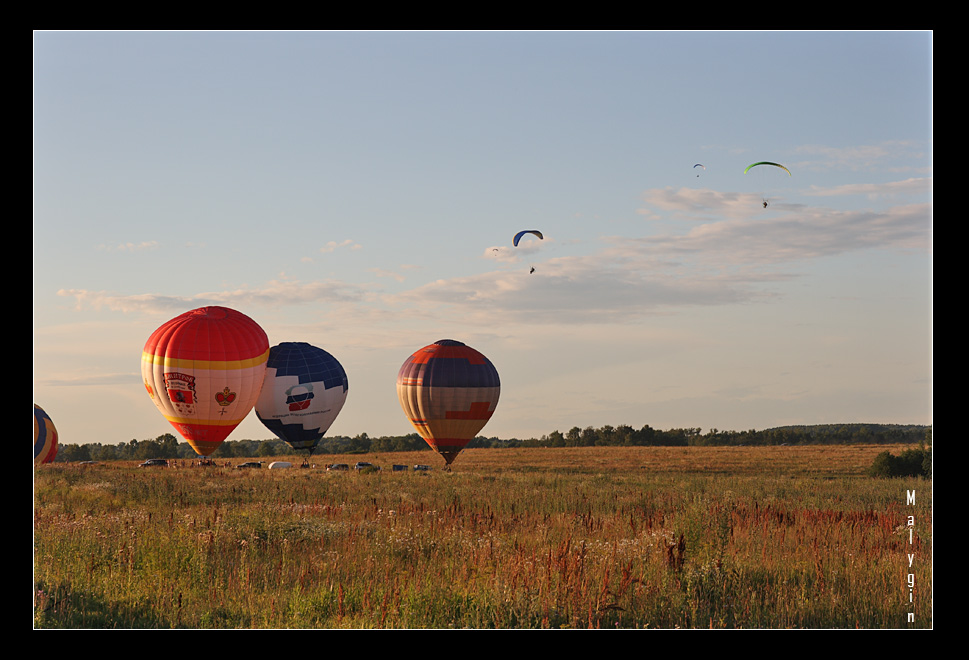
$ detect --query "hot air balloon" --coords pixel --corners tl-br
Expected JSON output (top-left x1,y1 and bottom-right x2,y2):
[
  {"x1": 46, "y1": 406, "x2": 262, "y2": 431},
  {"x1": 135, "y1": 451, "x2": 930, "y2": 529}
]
[
  {"x1": 513, "y1": 230, "x2": 543, "y2": 247},
  {"x1": 255, "y1": 342, "x2": 348, "y2": 455},
  {"x1": 34, "y1": 404, "x2": 58, "y2": 465},
  {"x1": 141, "y1": 306, "x2": 269, "y2": 457},
  {"x1": 397, "y1": 339, "x2": 500, "y2": 468}
]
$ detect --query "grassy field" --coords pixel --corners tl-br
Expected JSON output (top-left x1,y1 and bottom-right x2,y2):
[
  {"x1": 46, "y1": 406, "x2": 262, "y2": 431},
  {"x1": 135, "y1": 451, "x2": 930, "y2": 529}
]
[{"x1": 33, "y1": 444, "x2": 932, "y2": 629}]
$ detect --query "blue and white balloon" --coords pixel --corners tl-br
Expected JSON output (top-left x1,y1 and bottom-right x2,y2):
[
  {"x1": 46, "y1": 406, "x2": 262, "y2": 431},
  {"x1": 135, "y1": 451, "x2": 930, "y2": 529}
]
[{"x1": 255, "y1": 342, "x2": 348, "y2": 453}]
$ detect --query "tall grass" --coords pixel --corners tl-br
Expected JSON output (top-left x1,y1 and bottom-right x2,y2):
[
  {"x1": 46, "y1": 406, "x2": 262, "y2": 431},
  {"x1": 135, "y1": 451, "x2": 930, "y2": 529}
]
[{"x1": 34, "y1": 445, "x2": 931, "y2": 628}]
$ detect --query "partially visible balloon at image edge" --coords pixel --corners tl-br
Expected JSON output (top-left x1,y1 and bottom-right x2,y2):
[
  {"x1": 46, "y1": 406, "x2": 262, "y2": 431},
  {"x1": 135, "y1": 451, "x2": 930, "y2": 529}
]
[{"x1": 34, "y1": 404, "x2": 58, "y2": 465}]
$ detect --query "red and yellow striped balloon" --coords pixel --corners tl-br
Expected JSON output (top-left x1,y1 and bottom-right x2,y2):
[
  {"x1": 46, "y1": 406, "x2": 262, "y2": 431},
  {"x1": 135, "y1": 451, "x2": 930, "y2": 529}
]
[
  {"x1": 141, "y1": 306, "x2": 269, "y2": 457},
  {"x1": 397, "y1": 339, "x2": 500, "y2": 466}
]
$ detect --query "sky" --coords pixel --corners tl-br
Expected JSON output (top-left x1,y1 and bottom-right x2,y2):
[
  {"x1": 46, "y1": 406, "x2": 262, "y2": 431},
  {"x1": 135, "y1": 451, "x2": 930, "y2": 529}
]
[{"x1": 33, "y1": 30, "x2": 932, "y2": 449}]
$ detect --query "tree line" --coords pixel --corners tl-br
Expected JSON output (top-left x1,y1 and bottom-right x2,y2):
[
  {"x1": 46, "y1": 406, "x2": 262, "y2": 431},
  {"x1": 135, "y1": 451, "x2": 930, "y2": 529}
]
[{"x1": 50, "y1": 423, "x2": 931, "y2": 463}]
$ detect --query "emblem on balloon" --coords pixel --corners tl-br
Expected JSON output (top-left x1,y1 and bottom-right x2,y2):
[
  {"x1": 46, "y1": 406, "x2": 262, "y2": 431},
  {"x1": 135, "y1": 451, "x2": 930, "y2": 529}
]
[
  {"x1": 216, "y1": 387, "x2": 237, "y2": 407},
  {"x1": 285, "y1": 383, "x2": 315, "y2": 411}
]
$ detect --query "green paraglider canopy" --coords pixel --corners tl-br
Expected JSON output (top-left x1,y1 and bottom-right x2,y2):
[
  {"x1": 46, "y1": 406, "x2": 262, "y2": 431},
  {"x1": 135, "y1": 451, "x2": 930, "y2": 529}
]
[{"x1": 744, "y1": 161, "x2": 791, "y2": 176}]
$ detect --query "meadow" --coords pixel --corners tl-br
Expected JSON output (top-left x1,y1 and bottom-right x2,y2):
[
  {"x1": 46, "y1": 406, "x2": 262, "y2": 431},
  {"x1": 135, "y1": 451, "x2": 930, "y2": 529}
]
[{"x1": 33, "y1": 444, "x2": 931, "y2": 629}]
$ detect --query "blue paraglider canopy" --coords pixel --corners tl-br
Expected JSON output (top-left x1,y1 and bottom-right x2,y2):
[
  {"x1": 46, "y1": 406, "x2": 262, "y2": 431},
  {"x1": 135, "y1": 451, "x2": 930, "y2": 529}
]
[{"x1": 513, "y1": 230, "x2": 543, "y2": 247}]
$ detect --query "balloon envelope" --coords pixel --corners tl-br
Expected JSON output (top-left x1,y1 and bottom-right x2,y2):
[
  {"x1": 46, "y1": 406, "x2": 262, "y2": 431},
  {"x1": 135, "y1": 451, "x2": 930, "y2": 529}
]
[
  {"x1": 396, "y1": 339, "x2": 500, "y2": 466},
  {"x1": 255, "y1": 342, "x2": 349, "y2": 453},
  {"x1": 34, "y1": 404, "x2": 58, "y2": 465},
  {"x1": 141, "y1": 306, "x2": 269, "y2": 457}
]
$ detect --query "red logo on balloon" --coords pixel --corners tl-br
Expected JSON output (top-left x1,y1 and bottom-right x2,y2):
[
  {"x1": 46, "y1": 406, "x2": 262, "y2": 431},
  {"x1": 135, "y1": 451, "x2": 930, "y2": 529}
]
[
  {"x1": 285, "y1": 385, "x2": 314, "y2": 411},
  {"x1": 216, "y1": 387, "x2": 237, "y2": 407}
]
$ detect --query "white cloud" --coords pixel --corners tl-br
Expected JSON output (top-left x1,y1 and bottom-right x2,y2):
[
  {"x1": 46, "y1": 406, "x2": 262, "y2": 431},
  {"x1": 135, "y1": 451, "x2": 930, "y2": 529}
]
[
  {"x1": 36, "y1": 372, "x2": 141, "y2": 387},
  {"x1": 806, "y1": 177, "x2": 931, "y2": 199},
  {"x1": 96, "y1": 240, "x2": 160, "y2": 252},
  {"x1": 638, "y1": 187, "x2": 774, "y2": 221},
  {"x1": 53, "y1": 188, "x2": 931, "y2": 342},
  {"x1": 370, "y1": 268, "x2": 406, "y2": 282},
  {"x1": 791, "y1": 141, "x2": 929, "y2": 172},
  {"x1": 484, "y1": 246, "x2": 519, "y2": 263},
  {"x1": 633, "y1": 187, "x2": 930, "y2": 265},
  {"x1": 483, "y1": 234, "x2": 551, "y2": 263},
  {"x1": 387, "y1": 252, "x2": 759, "y2": 327},
  {"x1": 57, "y1": 277, "x2": 371, "y2": 315},
  {"x1": 320, "y1": 239, "x2": 362, "y2": 253},
  {"x1": 380, "y1": 189, "x2": 930, "y2": 328}
]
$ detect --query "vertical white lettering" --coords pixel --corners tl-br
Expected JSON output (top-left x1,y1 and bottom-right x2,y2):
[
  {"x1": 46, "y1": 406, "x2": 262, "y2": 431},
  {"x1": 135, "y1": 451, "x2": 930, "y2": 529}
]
[{"x1": 904, "y1": 488, "x2": 918, "y2": 625}]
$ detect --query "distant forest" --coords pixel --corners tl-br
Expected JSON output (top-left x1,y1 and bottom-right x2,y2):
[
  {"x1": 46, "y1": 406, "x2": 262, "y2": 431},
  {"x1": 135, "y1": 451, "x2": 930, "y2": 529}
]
[{"x1": 51, "y1": 423, "x2": 932, "y2": 463}]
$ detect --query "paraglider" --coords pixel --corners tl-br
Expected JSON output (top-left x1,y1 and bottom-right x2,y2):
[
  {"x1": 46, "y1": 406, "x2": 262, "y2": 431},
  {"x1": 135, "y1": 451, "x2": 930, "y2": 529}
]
[
  {"x1": 744, "y1": 161, "x2": 791, "y2": 208},
  {"x1": 255, "y1": 342, "x2": 349, "y2": 455},
  {"x1": 743, "y1": 161, "x2": 791, "y2": 176},
  {"x1": 693, "y1": 163, "x2": 705, "y2": 177},
  {"x1": 141, "y1": 306, "x2": 270, "y2": 457},
  {"x1": 513, "y1": 230, "x2": 543, "y2": 247},
  {"x1": 34, "y1": 404, "x2": 58, "y2": 465},
  {"x1": 396, "y1": 339, "x2": 500, "y2": 468}
]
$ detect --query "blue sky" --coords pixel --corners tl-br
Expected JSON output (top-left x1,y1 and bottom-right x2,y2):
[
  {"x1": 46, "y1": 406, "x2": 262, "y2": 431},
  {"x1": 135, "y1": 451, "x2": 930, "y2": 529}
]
[{"x1": 33, "y1": 30, "x2": 932, "y2": 448}]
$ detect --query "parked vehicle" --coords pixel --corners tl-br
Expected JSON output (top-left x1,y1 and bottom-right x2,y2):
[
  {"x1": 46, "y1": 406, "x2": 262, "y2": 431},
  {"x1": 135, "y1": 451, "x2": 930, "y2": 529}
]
[
  {"x1": 236, "y1": 461, "x2": 262, "y2": 469},
  {"x1": 354, "y1": 462, "x2": 379, "y2": 471},
  {"x1": 138, "y1": 459, "x2": 168, "y2": 468},
  {"x1": 268, "y1": 461, "x2": 292, "y2": 469},
  {"x1": 392, "y1": 464, "x2": 409, "y2": 472},
  {"x1": 326, "y1": 463, "x2": 349, "y2": 471},
  {"x1": 413, "y1": 464, "x2": 432, "y2": 471}
]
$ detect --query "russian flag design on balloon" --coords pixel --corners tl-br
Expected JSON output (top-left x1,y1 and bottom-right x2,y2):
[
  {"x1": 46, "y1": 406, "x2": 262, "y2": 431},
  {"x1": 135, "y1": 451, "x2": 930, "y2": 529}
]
[
  {"x1": 34, "y1": 404, "x2": 58, "y2": 465},
  {"x1": 397, "y1": 339, "x2": 500, "y2": 466},
  {"x1": 141, "y1": 306, "x2": 269, "y2": 457},
  {"x1": 255, "y1": 342, "x2": 349, "y2": 453}
]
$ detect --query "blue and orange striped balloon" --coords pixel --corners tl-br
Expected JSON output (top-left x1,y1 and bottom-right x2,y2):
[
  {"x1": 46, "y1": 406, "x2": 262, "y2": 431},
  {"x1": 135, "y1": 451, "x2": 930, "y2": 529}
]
[
  {"x1": 141, "y1": 306, "x2": 269, "y2": 457},
  {"x1": 34, "y1": 404, "x2": 58, "y2": 465},
  {"x1": 397, "y1": 339, "x2": 500, "y2": 466}
]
